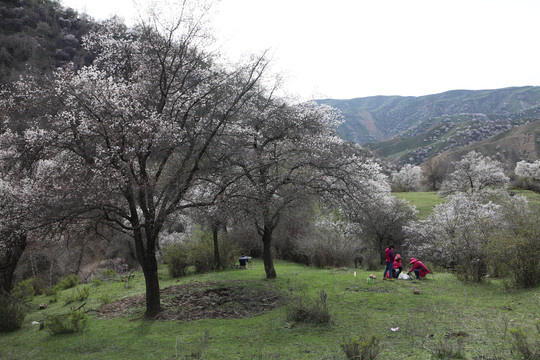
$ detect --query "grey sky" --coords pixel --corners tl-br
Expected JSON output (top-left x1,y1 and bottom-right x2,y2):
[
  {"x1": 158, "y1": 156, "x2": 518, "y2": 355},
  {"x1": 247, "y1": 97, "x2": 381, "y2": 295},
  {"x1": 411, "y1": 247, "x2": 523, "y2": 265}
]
[{"x1": 61, "y1": 0, "x2": 540, "y2": 100}]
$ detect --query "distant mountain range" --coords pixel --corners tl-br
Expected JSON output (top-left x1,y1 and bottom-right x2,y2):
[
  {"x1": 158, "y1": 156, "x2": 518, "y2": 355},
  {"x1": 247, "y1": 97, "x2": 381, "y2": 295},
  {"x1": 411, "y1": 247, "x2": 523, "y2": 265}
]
[
  {"x1": 3, "y1": 1, "x2": 539, "y2": 172},
  {"x1": 317, "y1": 86, "x2": 540, "y2": 168}
]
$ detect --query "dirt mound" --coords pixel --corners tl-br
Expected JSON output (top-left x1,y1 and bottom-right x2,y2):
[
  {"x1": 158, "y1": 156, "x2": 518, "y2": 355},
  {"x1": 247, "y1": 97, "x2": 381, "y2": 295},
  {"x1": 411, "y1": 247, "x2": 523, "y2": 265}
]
[{"x1": 96, "y1": 280, "x2": 281, "y2": 321}]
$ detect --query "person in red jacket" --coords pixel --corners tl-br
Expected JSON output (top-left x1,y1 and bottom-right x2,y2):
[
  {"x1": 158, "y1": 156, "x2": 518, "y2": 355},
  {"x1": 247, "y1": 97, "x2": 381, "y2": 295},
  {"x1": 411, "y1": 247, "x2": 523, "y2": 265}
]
[
  {"x1": 383, "y1": 245, "x2": 395, "y2": 279},
  {"x1": 392, "y1": 254, "x2": 402, "y2": 278},
  {"x1": 407, "y1": 257, "x2": 430, "y2": 279}
]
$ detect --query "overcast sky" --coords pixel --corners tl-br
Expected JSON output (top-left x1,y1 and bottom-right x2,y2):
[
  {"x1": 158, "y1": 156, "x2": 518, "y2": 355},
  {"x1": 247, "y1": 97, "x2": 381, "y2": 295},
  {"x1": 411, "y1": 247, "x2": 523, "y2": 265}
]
[{"x1": 61, "y1": 0, "x2": 540, "y2": 100}]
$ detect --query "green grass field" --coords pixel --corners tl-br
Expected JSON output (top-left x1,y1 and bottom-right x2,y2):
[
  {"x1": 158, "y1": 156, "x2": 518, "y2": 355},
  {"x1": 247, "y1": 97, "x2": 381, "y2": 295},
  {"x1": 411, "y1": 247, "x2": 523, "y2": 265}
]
[
  {"x1": 393, "y1": 191, "x2": 445, "y2": 218},
  {"x1": 1, "y1": 260, "x2": 538, "y2": 359},
  {"x1": 394, "y1": 189, "x2": 540, "y2": 219}
]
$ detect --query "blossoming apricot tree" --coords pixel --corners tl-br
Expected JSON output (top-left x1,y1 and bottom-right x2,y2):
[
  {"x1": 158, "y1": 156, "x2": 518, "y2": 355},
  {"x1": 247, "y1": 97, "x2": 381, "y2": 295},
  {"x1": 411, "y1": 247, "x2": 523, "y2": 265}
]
[{"x1": 1, "y1": 11, "x2": 268, "y2": 314}]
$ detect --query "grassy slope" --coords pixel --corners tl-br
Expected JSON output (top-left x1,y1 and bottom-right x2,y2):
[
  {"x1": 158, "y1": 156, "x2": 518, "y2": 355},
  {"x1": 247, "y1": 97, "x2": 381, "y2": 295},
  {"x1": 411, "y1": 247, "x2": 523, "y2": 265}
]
[
  {"x1": 1, "y1": 260, "x2": 539, "y2": 359},
  {"x1": 2, "y1": 190, "x2": 540, "y2": 359},
  {"x1": 394, "y1": 189, "x2": 540, "y2": 219},
  {"x1": 393, "y1": 191, "x2": 445, "y2": 218}
]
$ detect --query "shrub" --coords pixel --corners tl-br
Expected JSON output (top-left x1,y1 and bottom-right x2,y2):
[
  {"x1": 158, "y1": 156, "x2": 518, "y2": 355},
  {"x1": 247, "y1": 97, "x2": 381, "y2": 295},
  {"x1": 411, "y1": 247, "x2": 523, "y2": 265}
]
[
  {"x1": 489, "y1": 231, "x2": 540, "y2": 289},
  {"x1": 455, "y1": 259, "x2": 487, "y2": 283},
  {"x1": 163, "y1": 243, "x2": 190, "y2": 278},
  {"x1": 12, "y1": 277, "x2": 46, "y2": 300},
  {"x1": 44, "y1": 286, "x2": 57, "y2": 296},
  {"x1": 286, "y1": 290, "x2": 331, "y2": 325},
  {"x1": 0, "y1": 294, "x2": 26, "y2": 332},
  {"x1": 53, "y1": 274, "x2": 80, "y2": 292},
  {"x1": 488, "y1": 205, "x2": 540, "y2": 289},
  {"x1": 404, "y1": 192, "x2": 503, "y2": 282},
  {"x1": 271, "y1": 204, "x2": 314, "y2": 262},
  {"x1": 12, "y1": 278, "x2": 36, "y2": 301},
  {"x1": 100, "y1": 269, "x2": 117, "y2": 280},
  {"x1": 187, "y1": 229, "x2": 217, "y2": 274},
  {"x1": 360, "y1": 249, "x2": 381, "y2": 271},
  {"x1": 340, "y1": 334, "x2": 382, "y2": 360},
  {"x1": 163, "y1": 227, "x2": 238, "y2": 277},
  {"x1": 224, "y1": 226, "x2": 262, "y2": 258},
  {"x1": 295, "y1": 221, "x2": 360, "y2": 268},
  {"x1": 45, "y1": 308, "x2": 88, "y2": 335},
  {"x1": 64, "y1": 287, "x2": 90, "y2": 305},
  {"x1": 92, "y1": 269, "x2": 118, "y2": 286}
]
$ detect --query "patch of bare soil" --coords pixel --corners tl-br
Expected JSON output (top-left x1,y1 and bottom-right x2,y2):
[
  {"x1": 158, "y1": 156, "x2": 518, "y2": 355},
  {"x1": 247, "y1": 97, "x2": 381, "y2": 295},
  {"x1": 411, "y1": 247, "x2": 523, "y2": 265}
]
[{"x1": 95, "y1": 280, "x2": 281, "y2": 321}]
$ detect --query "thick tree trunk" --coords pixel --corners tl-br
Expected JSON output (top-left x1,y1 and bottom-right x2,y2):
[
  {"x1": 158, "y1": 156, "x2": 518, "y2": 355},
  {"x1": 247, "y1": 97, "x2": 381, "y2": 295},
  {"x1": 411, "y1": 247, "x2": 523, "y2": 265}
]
[
  {"x1": 0, "y1": 235, "x2": 27, "y2": 293},
  {"x1": 262, "y1": 225, "x2": 276, "y2": 279},
  {"x1": 142, "y1": 261, "x2": 161, "y2": 315},
  {"x1": 212, "y1": 223, "x2": 221, "y2": 270},
  {"x1": 133, "y1": 228, "x2": 161, "y2": 315}
]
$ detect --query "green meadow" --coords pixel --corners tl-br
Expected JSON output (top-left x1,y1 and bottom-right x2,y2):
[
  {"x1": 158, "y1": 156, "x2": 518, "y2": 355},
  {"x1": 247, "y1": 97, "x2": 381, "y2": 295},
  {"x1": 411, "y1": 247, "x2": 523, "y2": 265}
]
[
  {"x1": 393, "y1": 191, "x2": 445, "y2": 218},
  {"x1": 2, "y1": 190, "x2": 540, "y2": 359},
  {"x1": 394, "y1": 189, "x2": 540, "y2": 218},
  {"x1": 1, "y1": 260, "x2": 538, "y2": 359}
]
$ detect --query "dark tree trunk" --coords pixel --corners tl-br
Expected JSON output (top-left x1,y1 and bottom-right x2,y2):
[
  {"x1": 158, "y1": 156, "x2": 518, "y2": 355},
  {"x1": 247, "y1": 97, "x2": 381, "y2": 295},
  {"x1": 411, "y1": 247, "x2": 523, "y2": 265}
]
[
  {"x1": 133, "y1": 228, "x2": 161, "y2": 315},
  {"x1": 142, "y1": 261, "x2": 161, "y2": 315},
  {"x1": 377, "y1": 238, "x2": 386, "y2": 265},
  {"x1": 262, "y1": 225, "x2": 276, "y2": 279},
  {"x1": 212, "y1": 223, "x2": 221, "y2": 269},
  {"x1": 0, "y1": 234, "x2": 27, "y2": 293}
]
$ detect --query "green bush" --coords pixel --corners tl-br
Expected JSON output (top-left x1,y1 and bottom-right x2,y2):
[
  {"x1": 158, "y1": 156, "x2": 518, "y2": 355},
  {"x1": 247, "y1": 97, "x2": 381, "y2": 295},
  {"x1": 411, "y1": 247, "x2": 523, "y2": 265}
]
[
  {"x1": 44, "y1": 286, "x2": 57, "y2": 296},
  {"x1": 361, "y1": 249, "x2": 381, "y2": 271},
  {"x1": 286, "y1": 290, "x2": 332, "y2": 325},
  {"x1": 12, "y1": 277, "x2": 47, "y2": 300},
  {"x1": 163, "y1": 243, "x2": 190, "y2": 278},
  {"x1": 45, "y1": 308, "x2": 88, "y2": 335},
  {"x1": 0, "y1": 294, "x2": 26, "y2": 333},
  {"x1": 294, "y1": 221, "x2": 360, "y2": 268},
  {"x1": 163, "y1": 227, "x2": 238, "y2": 278},
  {"x1": 340, "y1": 334, "x2": 382, "y2": 360},
  {"x1": 53, "y1": 274, "x2": 80, "y2": 292},
  {"x1": 64, "y1": 287, "x2": 90, "y2": 305},
  {"x1": 12, "y1": 278, "x2": 36, "y2": 301},
  {"x1": 189, "y1": 232, "x2": 217, "y2": 274},
  {"x1": 100, "y1": 269, "x2": 117, "y2": 280},
  {"x1": 489, "y1": 223, "x2": 540, "y2": 289}
]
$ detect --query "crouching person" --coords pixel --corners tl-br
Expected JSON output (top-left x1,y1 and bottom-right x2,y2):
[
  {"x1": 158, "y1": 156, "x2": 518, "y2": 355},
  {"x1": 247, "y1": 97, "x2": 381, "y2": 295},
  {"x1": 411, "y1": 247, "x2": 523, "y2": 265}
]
[
  {"x1": 407, "y1": 257, "x2": 430, "y2": 279},
  {"x1": 392, "y1": 254, "x2": 402, "y2": 278},
  {"x1": 238, "y1": 253, "x2": 251, "y2": 269}
]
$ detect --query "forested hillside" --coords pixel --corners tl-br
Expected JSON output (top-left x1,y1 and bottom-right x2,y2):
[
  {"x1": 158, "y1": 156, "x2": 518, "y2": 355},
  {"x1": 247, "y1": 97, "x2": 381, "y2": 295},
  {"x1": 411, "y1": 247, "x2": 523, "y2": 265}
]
[
  {"x1": 318, "y1": 87, "x2": 540, "y2": 166},
  {"x1": 427, "y1": 119, "x2": 540, "y2": 171},
  {"x1": 0, "y1": 0, "x2": 95, "y2": 83}
]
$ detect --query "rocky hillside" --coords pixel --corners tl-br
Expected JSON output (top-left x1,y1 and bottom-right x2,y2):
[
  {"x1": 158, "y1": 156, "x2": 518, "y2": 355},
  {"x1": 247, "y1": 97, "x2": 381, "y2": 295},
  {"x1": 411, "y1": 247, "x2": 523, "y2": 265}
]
[
  {"x1": 318, "y1": 87, "x2": 540, "y2": 166},
  {"x1": 0, "y1": 0, "x2": 95, "y2": 84},
  {"x1": 427, "y1": 119, "x2": 540, "y2": 172}
]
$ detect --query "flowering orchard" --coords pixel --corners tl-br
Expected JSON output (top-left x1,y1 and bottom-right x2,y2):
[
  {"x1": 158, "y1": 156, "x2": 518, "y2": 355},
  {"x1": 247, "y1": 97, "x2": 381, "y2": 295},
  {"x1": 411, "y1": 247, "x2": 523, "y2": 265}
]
[{"x1": 0, "y1": 7, "x2": 395, "y2": 311}]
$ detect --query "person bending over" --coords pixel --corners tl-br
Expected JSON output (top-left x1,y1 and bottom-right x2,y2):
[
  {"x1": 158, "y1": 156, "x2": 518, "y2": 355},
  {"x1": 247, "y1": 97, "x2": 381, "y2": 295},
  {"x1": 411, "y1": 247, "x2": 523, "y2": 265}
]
[{"x1": 407, "y1": 257, "x2": 430, "y2": 279}]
